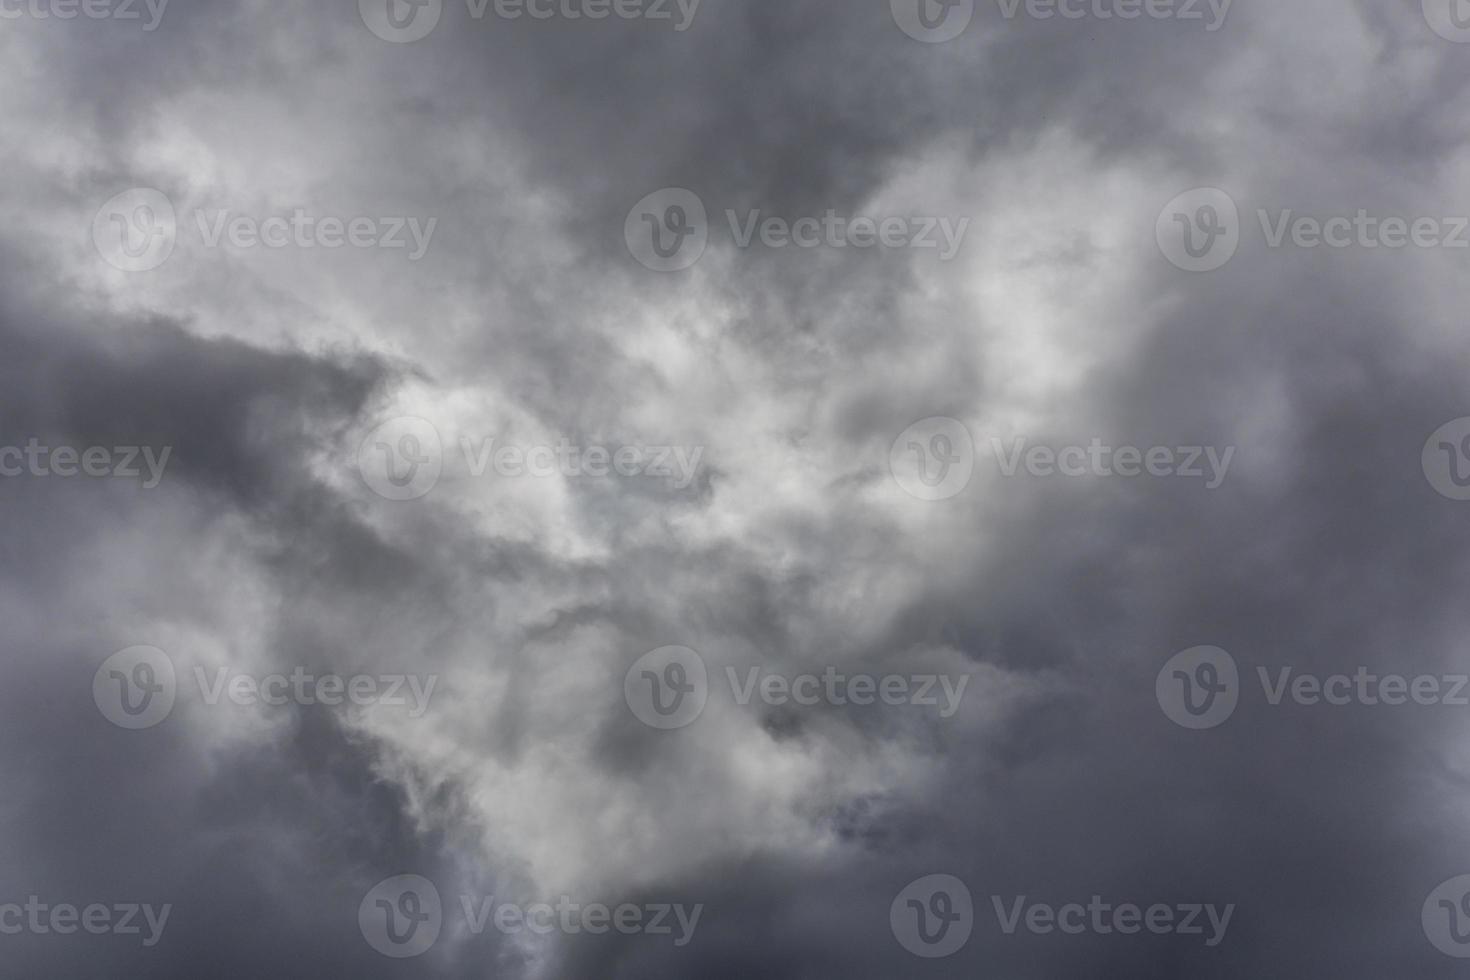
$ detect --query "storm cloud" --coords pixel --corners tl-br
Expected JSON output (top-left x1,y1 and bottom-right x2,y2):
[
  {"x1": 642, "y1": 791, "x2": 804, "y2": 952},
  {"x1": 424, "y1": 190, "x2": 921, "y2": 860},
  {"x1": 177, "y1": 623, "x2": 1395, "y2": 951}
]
[{"x1": 3, "y1": 0, "x2": 1470, "y2": 976}]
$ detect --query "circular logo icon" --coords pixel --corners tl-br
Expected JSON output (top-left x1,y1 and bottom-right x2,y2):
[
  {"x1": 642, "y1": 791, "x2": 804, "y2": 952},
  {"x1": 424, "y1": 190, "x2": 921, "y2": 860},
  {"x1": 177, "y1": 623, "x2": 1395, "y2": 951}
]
[
  {"x1": 891, "y1": 874, "x2": 974, "y2": 958},
  {"x1": 358, "y1": 417, "x2": 443, "y2": 501},
  {"x1": 1156, "y1": 646, "x2": 1239, "y2": 730},
  {"x1": 890, "y1": 417, "x2": 975, "y2": 501},
  {"x1": 93, "y1": 188, "x2": 176, "y2": 273},
  {"x1": 93, "y1": 646, "x2": 177, "y2": 730},
  {"x1": 891, "y1": 0, "x2": 974, "y2": 43},
  {"x1": 1423, "y1": 418, "x2": 1470, "y2": 501},
  {"x1": 625, "y1": 188, "x2": 708, "y2": 272},
  {"x1": 359, "y1": 0, "x2": 442, "y2": 42},
  {"x1": 1425, "y1": 875, "x2": 1470, "y2": 957},
  {"x1": 1424, "y1": 0, "x2": 1470, "y2": 42},
  {"x1": 360, "y1": 875, "x2": 443, "y2": 958},
  {"x1": 1156, "y1": 188, "x2": 1239, "y2": 273},
  {"x1": 625, "y1": 646, "x2": 708, "y2": 730}
]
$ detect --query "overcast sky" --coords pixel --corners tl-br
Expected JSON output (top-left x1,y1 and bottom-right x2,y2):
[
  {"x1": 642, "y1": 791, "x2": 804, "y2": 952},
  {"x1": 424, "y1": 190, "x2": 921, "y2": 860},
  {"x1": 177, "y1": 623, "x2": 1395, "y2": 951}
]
[{"x1": 5, "y1": 0, "x2": 1470, "y2": 976}]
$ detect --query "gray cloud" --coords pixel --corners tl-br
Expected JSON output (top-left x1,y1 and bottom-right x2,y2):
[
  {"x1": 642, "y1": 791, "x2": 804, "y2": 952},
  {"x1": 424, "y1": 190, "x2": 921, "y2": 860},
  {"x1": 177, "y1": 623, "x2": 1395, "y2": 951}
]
[{"x1": 2, "y1": 1, "x2": 1469, "y2": 976}]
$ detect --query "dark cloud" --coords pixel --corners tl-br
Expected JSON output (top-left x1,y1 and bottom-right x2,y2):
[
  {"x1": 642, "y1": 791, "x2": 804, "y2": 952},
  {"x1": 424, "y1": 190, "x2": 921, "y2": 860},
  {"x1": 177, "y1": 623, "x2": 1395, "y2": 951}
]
[{"x1": 3, "y1": 1, "x2": 1470, "y2": 977}]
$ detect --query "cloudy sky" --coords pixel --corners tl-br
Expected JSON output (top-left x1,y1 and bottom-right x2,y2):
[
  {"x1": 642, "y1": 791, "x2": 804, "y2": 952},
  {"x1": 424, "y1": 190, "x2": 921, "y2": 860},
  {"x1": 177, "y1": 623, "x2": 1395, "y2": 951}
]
[{"x1": 5, "y1": 0, "x2": 1470, "y2": 975}]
